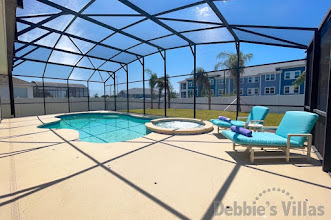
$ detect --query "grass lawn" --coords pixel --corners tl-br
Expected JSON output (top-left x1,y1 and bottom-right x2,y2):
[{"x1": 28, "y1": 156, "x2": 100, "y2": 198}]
[{"x1": 126, "y1": 108, "x2": 284, "y2": 126}]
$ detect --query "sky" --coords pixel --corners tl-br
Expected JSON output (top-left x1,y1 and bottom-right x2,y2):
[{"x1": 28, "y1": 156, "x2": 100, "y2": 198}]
[{"x1": 13, "y1": 0, "x2": 330, "y2": 96}]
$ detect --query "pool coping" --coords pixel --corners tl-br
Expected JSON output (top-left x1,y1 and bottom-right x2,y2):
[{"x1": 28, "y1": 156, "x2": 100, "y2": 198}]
[{"x1": 145, "y1": 118, "x2": 214, "y2": 135}]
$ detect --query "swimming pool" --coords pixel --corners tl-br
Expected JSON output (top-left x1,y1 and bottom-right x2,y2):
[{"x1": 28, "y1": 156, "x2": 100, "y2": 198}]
[{"x1": 39, "y1": 113, "x2": 152, "y2": 143}]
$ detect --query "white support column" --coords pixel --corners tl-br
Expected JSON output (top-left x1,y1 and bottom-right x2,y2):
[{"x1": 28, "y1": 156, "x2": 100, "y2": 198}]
[
  {"x1": 0, "y1": 0, "x2": 8, "y2": 75},
  {"x1": 0, "y1": 0, "x2": 18, "y2": 117},
  {"x1": 0, "y1": 0, "x2": 17, "y2": 75}
]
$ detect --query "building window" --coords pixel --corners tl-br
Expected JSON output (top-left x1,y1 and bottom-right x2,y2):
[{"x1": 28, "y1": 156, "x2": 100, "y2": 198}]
[
  {"x1": 285, "y1": 71, "x2": 301, "y2": 80},
  {"x1": 284, "y1": 86, "x2": 300, "y2": 94},
  {"x1": 265, "y1": 74, "x2": 275, "y2": 81},
  {"x1": 233, "y1": 89, "x2": 243, "y2": 95},
  {"x1": 188, "y1": 81, "x2": 193, "y2": 87},
  {"x1": 240, "y1": 78, "x2": 244, "y2": 83},
  {"x1": 265, "y1": 87, "x2": 275, "y2": 94},
  {"x1": 295, "y1": 71, "x2": 300, "y2": 79},
  {"x1": 14, "y1": 88, "x2": 28, "y2": 98},
  {"x1": 218, "y1": 89, "x2": 224, "y2": 95},
  {"x1": 248, "y1": 77, "x2": 259, "y2": 83},
  {"x1": 209, "y1": 78, "x2": 214, "y2": 85},
  {"x1": 218, "y1": 79, "x2": 224, "y2": 84},
  {"x1": 181, "y1": 83, "x2": 186, "y2": 90},
  {"x1": 248, "y1": 88, "x2": 259, "y2": 95},
  {"x1": 188, "y1": 89, "x2": 194, "y2": 97}
]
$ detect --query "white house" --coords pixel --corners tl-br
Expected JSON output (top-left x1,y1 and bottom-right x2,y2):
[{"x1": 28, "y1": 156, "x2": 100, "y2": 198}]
[{"x1": 0, "y1": 75, "x2": 33, "y2": 99}]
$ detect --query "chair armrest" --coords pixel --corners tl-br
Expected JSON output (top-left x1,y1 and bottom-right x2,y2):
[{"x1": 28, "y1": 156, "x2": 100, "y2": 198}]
[
  {"x1": 237, "y1": 117, "x2": 248, "y2": 121},
  {"x1": 286, "y1": 134, "x2": 312, "y2": 147},
  {"x1": 262, "y1": 126, "x2": 278, "y2": 132},
  {"x1": 247, "y1": 120, "x2": 265, "y2": 125},
  {"x1": 287, "y1": 134, "x2": 312, "y2": 137}
]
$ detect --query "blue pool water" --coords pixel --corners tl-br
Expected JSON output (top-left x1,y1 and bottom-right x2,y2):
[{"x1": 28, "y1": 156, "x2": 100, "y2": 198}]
[
  {"x1": 39, "y1": 113, "x2": 152, "y2": 143},
  {"x1": 155, "y1": 121, "x2": 203, "y2": 129}
]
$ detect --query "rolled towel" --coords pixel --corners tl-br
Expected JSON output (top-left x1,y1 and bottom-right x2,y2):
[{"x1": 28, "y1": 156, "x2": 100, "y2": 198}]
[
  {"x1": 218, "y1": 116, "x2": 231, "y2": 123},
  {"x1": 231, "y1": 125, "x2": 252, "y2": 137}
]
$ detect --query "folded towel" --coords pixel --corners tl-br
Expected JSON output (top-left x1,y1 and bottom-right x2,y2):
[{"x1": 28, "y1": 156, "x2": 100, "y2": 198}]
[
  {"x1": 218, "y1": 116, "x2": 231, "y2": 123},
  {"x1": 231, "y1": 125, "x2": 252, "y2": 137}
]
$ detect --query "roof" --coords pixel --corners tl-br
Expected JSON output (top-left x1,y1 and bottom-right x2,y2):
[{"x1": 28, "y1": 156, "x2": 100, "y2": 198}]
[
  {"x1": 0, "y1": 75, "x2": 32, "y2": 86},
  {"x1": 119, "y1": 88, "x2": 162, "y2": 95},
  {"x1": 12, "y1": 0, "x2": 324, "y2": 81},
  {"x1": 32, "y1": 81, "x2": 87, "y2": 88},
  {"x1": 178, "y1": 59, "x2": 306, "y2": 83}
]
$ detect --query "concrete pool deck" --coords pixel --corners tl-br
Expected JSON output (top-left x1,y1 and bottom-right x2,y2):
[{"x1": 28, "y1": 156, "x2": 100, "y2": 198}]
[{"x1": 0, "y1": 111, "x2": 330, "y2": 219}]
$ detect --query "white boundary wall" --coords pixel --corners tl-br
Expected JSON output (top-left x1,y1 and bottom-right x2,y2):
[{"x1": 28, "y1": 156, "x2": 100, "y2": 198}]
[
  {"x1": 169, "y1": 95, "x2": 304, "y2": 113},
  {"x1": 0, "y1": 95, "x2": 304, "y2": 118}
]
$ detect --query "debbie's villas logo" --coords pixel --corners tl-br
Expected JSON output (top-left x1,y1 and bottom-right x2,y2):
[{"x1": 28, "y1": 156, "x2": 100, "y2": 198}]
[{"x1": 214, "y1": 187, "x2": 325, "y2": 217}]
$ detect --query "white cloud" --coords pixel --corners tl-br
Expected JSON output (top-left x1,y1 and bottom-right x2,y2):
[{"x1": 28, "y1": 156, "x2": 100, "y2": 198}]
[
  {"x1": 194, "y1": 6, "x2": 213, "y2": 18},
  {"x1": 49, "y1": 50, "x2": 81, "y2": 66},
  {"x1": 56, "y1": 36, "x2": 80, "y2": 53},
  {"x1": 193, "y1": 5, "x2": 218, "y2": 22},
  {"x1": 194, "y1": 6, "x2": 210, "y2": 17}
]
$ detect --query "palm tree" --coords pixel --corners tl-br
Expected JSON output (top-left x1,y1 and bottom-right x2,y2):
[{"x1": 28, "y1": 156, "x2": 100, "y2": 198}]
[
  {"x1": 157, "y1": 79, "x2": 164, "y2": 109},
  {"x1": 156, "y1": 75, "x2": 171, "y2": 109},
  {"x1": 214, "y1": 51, "x2": 253, "y2": 90},
  {"x1": 166, "y1": 77, "x2": 172, "y2": 108},
  {"x1": 293, "y1": 71, "x2": 306, "y2": 88},
  {"x1": 145, "y1": 69, "x2": 158, "y2": 109},
  {"x1": 192, "y1": 67, "x2": 212, "y2": 110}
]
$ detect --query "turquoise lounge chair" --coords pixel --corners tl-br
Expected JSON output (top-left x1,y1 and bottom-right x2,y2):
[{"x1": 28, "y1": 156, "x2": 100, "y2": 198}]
[
  {"x1": 210, "y1": 106, "x2": 269, "y2": 133},
  {"x1": 222, "y1": 111, "x2": 318, "y2": 163}
]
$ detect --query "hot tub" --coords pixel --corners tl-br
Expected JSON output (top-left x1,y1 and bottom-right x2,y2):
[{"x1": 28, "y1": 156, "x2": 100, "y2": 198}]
[{"x1": 145, "y1": 118, "x2": 214, "y2": 135}]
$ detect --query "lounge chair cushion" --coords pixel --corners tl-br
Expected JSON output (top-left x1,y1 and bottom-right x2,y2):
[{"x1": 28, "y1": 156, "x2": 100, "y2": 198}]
[
  {"x1": 276, "y1": 111, "x2": 319, "y2": 146},
  {"x1": 210, "y1": 119, "x2": 231, "y2": 128},
  {"x1": 210, "y1": 106, "x2": 269, "y2": 129},
  {"x1": 246, "y1": 106, "x2": 269, "y2": 124},
  {"x1": 231, "y1": 120, "x2": 245, "y2": 127},
  {"x1": 210, "y1": 119, "x2": 245, "y2": 128},
  {"x1": 222, "y1": 130, "x2": 302, "y2": 147}
]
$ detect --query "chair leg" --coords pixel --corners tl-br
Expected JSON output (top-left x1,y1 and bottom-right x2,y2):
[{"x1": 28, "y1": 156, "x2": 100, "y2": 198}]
[
  {"x1": 233, "y1": 142, "x2": 236, "y2": 151},
  {"x1": 250, "y1": 148, "x2": 254, "y2": 163},
  {"x1": 286, "y1": 147, "x2": 290, "y2": 163},
  {"x1": 307, "y1": 145, "x2": 311, "y2": 161},
  {"x1": 307, "y1": 137, "x2": 312, "y2": 161}
]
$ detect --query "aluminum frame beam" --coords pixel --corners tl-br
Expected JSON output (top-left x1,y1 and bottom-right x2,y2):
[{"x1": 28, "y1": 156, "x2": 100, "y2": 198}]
[
  {"x1": 204, "y1": 0, "x2": 239, "y2": 42},
  {"x1": 17, "y1": 19, "x2": 142, "y2": 59},
  {"x1": 35, "y1": 0, "x2": 164, "y2": 50},
  {"x1": 118, "y1": 0, "x2": 195, "y2": 45}
]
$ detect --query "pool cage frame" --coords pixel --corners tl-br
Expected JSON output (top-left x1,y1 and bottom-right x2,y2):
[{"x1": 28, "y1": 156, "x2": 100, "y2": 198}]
[{"x1": 10, "y1": 0, "x2": 318, "y2": 118}]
